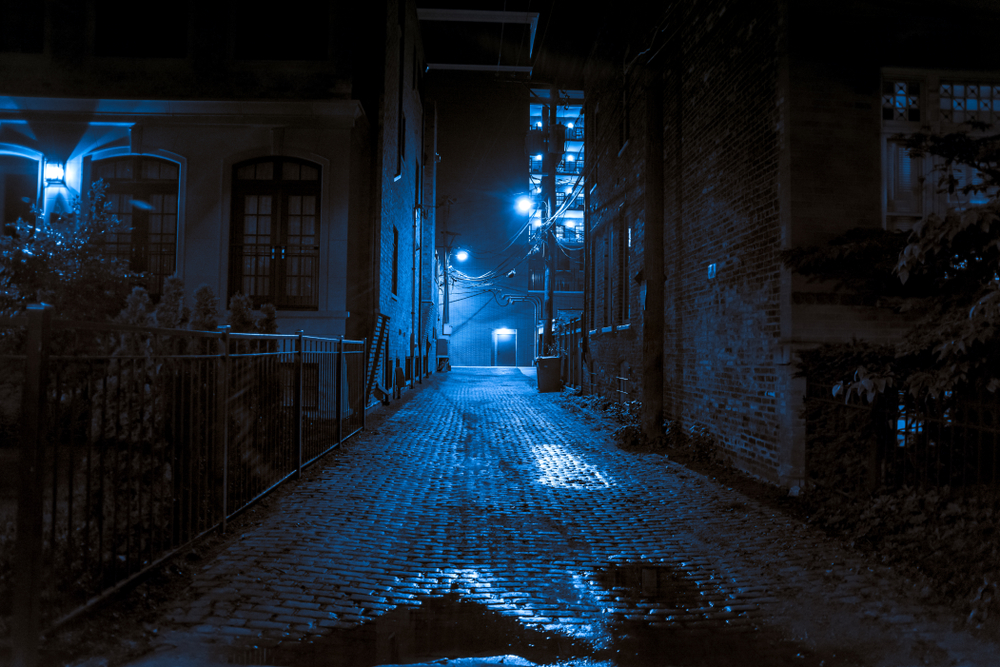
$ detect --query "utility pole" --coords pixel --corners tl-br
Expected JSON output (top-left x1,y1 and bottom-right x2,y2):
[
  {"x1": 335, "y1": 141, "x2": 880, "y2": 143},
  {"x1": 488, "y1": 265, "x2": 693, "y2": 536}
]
[
  {"x1": 441, "y1": 230, "x2": 459, "y2": 325},
  {"x1": 541, "y1": 84, "x2": 559, "y2": 355}
]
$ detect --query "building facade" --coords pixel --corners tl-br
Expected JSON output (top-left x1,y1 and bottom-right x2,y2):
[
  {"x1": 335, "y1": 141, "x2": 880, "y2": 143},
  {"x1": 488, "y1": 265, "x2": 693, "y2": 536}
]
[
  {"x1": 582, "y1": 0, "x2": 1000, "y2": 485},
  {"x1": 0, "y1": 1, "x2": 438, "y2": 393}
]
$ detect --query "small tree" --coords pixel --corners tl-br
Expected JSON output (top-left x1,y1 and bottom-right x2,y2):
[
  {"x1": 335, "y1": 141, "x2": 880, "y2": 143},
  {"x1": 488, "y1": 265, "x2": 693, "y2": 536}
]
[
  {"x1": 0, "y1": 181, "x2": 138, "y2": 321},
  {"x1": 785, "y1": 124, "x2": 1000, "y2": 400}
]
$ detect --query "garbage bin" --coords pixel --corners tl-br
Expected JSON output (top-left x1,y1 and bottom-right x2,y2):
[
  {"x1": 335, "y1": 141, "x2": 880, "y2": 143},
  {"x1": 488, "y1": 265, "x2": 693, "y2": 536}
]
[{"x1": 536, "y1": 356, "x2": 562, "y2": 393}]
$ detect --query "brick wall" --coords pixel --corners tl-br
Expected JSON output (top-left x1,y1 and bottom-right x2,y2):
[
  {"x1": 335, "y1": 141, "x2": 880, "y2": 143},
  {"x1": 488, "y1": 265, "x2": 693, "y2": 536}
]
[
  {"x1": 587, "y1": 0, "x2": 789, "y2": 482},
  {"x1": 375, "y1": 0, "x2": 427, "y2": 387}
]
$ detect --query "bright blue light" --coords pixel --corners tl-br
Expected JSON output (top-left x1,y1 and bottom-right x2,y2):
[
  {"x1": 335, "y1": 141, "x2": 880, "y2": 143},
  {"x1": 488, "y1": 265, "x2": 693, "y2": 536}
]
[
  {"x1": 455, "y1": 250, "x2": 469, "y2": 261},
  {"x1": 44, "y1": 162, "x2": 64, "y2": 182},
  {"x1": 516, "y1": 196, "x2": 533, "y2": 214}
]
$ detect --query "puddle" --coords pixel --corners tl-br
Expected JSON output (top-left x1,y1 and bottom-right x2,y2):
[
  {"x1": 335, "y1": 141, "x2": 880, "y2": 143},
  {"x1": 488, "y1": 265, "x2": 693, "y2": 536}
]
[
  {"x1": 226, "y1": 594, "x2": 591, "y2": 667},
  {"x1": 221, "y1": 566, "x2": 858, "y2": 667}
]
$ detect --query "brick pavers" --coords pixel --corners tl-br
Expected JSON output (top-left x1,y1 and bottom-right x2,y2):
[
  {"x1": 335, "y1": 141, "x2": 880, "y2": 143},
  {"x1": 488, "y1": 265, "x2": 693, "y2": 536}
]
[{"x1": 131, "y1": 368, "x2": 1000, "y2": 667}]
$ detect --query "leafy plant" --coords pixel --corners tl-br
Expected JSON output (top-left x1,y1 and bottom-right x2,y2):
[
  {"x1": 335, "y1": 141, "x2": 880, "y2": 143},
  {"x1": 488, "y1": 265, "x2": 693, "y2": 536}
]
[
  {"x1": 785, "y1": 125, "x2": 1000, "y2": 401},
  {"x1": 0, "y1": 181, "x2": 138, "y2": 321}
]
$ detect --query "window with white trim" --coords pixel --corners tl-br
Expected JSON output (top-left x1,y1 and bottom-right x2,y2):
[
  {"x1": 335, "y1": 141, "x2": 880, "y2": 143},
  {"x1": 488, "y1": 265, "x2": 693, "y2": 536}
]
[
  {"x1": 91, "y1": 156, "x2": 179, "y2": 297},
  {"x1": 230, "y1": 158, "x2": 320, "y2": 309}
]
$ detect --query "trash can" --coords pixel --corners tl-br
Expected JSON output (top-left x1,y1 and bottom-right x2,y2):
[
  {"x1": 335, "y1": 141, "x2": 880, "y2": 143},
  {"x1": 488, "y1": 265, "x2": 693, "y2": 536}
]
[{"x1": 536, "y1": 356, "x2": 562, "y2": 393}]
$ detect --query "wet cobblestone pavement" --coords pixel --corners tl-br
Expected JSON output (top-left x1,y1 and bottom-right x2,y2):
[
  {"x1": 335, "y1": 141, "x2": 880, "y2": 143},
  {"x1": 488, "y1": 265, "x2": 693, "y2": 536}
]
[{"x1": 130, "y1": 368, "x2": 1000, "y2": 666}]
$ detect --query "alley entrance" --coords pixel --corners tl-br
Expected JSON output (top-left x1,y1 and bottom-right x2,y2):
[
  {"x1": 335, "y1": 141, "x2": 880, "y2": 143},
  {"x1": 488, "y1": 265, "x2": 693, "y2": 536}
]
[{"x1": 122, "y1": 368, "x2": 997, "y2": 667}]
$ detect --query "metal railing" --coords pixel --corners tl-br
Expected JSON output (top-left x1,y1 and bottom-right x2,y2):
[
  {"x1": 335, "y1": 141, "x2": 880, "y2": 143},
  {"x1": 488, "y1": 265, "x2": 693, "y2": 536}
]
[
  {"x1": 1, "y1": 305, "x2": 366, "y2": 666},
  {"x1": 806, "y1": 382, "x2": 1000, "y2": 491}
]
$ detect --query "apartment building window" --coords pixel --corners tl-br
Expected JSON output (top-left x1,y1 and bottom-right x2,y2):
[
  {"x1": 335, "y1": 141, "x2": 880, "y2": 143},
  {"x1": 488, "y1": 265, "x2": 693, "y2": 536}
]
[
  {"x1": 619, "y1": 75, "x2": 631, "y2": 151},
  {"x1": 885, "y1": 141, "x2": 923, "y2": 217},
  {"x1": 230, "y1": 158, "x2": 320, "y2": 309},
  {"x1": 616, "y1": 216, "x2": 630, "y2": 324},
  {"x1": 883, "y1": 73, "x2": 1000, "y2": 232},
  {"x1": 95, "y1": 2, "x2": 188, "y2": 58},
  {"x1": 882, "y1": 80, "x2": 921, "y2": 122},
  {"x1": 233, "y1": 6, "x2": 329, "y2": 60},
  {"x1": 939, "y1": 82, "x2": 1000, "y2": 124},
  {"x1": 392, "y1": 225, "x2": 399, "y2": 295},
  {"x1": 92, "y1": 156, "x2": 180, "y2": 297},
  {"x1": 602, "y1": 229, "x2": 611, "y2": 327}
]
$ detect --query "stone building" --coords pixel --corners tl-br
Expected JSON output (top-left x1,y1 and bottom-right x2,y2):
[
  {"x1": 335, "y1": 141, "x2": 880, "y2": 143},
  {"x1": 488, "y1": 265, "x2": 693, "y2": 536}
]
[
  {"x1": 0, "y1": 1, "x2": 438, "y2": 396},
  {"x1": 582, "y1": 0, "x2": 1000, "y2": 485}
]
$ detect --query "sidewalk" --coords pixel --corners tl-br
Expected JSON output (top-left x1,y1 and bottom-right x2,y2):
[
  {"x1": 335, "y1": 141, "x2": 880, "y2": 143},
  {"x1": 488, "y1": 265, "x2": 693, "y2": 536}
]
[{"x1": 120, "y1": 367, "x2": 998, "y2": 667}]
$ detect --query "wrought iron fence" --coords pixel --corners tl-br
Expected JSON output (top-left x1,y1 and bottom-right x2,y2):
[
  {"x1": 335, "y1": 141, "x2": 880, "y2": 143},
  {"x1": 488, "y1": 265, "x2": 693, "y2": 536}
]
[
  {"x1": 0, "y1": 305, "x2": 366, "y2": 665},
  {"x1": 805, "y1": 382, "x2": 1000, "y2": 491}
]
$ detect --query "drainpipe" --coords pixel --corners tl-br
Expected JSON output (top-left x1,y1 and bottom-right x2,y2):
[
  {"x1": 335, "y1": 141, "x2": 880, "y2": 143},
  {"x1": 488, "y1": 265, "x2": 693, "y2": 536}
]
[{"x1": 412, "y1": 204, "x2": 418, "y2": 386}]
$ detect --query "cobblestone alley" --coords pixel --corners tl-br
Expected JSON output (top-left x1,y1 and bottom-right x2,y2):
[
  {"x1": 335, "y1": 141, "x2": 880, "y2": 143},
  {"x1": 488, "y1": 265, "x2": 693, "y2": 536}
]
[{"x1": 124, "y1": 368, "x2": 1000, "y2": 667}]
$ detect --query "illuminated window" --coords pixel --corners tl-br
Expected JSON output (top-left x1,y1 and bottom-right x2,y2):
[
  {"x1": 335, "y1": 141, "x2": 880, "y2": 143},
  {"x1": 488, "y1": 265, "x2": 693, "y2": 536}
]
[
  {"x1": 939, "y1": 82, "x2": 1000, "y2": 124},
  {"x1": 230, "y1": 158, "x2": 320, "y2": 309},
  {"x1": 885, "y1": 141, "x2": 923, "y2": 216},
  {"x1": 91, "y1": 156, "x2": 179, "y2": 297},
  {"x1": 881, "y1": 81, "x2": 921, "y2": 122}
]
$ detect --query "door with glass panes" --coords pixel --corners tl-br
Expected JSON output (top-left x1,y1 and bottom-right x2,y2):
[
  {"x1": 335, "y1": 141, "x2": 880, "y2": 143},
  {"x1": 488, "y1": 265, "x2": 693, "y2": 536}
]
[{"x1": 230, "y1": 158, "x2": 320, "y2": 309}]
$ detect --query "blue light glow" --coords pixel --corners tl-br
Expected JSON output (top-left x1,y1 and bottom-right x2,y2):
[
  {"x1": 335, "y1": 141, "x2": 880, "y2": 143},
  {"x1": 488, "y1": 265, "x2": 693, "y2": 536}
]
[
  {"x1": 455, "y1": 250, "x2": 469, "y2": 261},
  {"x1": 44, "y1": 161, "x2": 64, "y2": 182},
  {"x1": 516, "y1": 196, "x2": 533, "y2": 214}
]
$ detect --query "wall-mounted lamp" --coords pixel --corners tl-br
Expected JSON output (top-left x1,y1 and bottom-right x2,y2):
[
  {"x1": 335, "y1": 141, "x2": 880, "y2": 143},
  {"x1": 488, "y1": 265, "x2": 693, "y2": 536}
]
[{"x1": 44, "y1": 161, "x2": 65, "y2": 184}]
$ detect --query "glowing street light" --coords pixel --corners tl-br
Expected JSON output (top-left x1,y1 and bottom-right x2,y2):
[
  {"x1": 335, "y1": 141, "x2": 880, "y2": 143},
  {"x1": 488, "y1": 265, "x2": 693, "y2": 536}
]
[
  {"x1": 454, "y1": 249, "x2": 469, "y2": 262},
  {"x1": 516, "y1": 196, "x2": 534, "y2": 214}
]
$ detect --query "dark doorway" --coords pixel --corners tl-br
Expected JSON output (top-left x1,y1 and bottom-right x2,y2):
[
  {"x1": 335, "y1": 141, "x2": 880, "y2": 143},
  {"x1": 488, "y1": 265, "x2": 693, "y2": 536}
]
[
  {"x1": 1, "y1": 155, "x2": 39, "y2": 229},
  {"x1": 495, "y1": 332, "x2": 516, "y2": 367}
]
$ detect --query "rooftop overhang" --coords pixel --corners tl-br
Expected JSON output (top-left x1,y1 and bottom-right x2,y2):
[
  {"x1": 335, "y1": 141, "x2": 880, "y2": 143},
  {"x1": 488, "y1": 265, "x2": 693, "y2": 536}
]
[{"x1": 417, "y1": 9, "x2": 539, "y2": 56}]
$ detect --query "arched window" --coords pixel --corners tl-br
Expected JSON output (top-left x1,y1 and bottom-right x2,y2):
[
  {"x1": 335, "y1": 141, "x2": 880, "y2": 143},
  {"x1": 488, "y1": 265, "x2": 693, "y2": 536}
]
[
  {"x1": 91, "y1": 156, "x2": 179, "y2": 296},
  {"x1": 230, "y1": 157, "x2": 320, "y2": 309}
]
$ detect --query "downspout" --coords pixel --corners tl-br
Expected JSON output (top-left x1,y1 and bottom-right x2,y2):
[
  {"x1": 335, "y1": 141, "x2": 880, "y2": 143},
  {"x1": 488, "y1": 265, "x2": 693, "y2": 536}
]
[{"x1": 412, "y1": 203, "x2": 418, "y2": 387}]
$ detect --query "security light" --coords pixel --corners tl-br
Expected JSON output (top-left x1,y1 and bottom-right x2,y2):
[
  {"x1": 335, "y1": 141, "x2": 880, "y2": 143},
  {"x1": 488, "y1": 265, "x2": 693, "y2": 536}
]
[
  {"x1": 516, "y1": 196, "x2": 533, "y2": 214},
  {"x1": 44, "y1": 162, "x2": 65, "y2": 183},
  {"x1": 455, "y1": 250, "x2": 469, "y2": 262}
]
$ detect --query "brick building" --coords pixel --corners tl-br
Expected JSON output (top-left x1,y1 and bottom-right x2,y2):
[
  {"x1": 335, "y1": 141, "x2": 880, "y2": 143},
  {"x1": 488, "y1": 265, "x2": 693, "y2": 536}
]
[
  {"x1": 0, "y1": 1, "x2": 438, "y2": 397},
  {"x1": 582, "y1": 0, "x2": 1000, "y2": 485}
]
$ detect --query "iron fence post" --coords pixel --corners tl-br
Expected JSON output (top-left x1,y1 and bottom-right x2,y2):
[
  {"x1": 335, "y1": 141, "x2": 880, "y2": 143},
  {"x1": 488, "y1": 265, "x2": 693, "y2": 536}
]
[
  {"x1": 13, "y1": 303, "x2": 53, "y2": 667},
  {"x1": 217, "y1": 326, "x2": 231, "y2": 534},
  {"x1": 336, "y1": 336, "x2": 344, "y2": 444},
  {"x1": 362, "y1": 338, "x2": 367, "y2": 432},
  {"x1": 294, "y1": 330, "x2": 304, "y2": 479}
]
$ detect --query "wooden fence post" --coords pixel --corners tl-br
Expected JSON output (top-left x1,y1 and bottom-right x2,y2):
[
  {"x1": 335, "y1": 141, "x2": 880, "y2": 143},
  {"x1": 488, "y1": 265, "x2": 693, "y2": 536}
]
[{"x1": 13, "y1": 303, "x2": 53, "y2": 667}]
